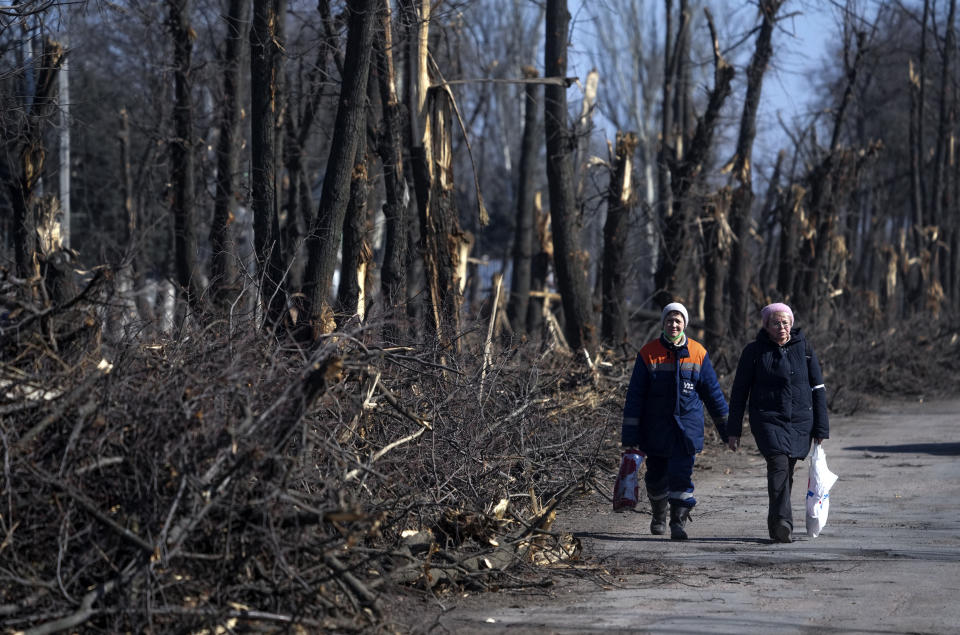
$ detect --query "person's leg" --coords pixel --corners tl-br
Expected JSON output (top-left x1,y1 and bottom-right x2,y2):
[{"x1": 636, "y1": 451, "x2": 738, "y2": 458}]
[
  {"x1": 644, "y1": 456, "x2": 669, "y2": 535},
  {"x1": 666, "y1": 454, "x2": 696, "y2": 540},
  {"x1": 766, "y1": 454, "x2": 796, "y2": 542}
]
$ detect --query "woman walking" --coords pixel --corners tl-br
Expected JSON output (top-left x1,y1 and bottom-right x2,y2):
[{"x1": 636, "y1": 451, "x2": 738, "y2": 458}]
[
  {"x1": 726, "y1": 303, "x2": 829, "y2": 543},
  {"x1": 622, "y1": 302, "x2": 729, "y2": 540}
]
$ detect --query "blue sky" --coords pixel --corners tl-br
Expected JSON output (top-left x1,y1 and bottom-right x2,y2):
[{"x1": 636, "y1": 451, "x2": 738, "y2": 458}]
[{"x1": 565, "y1": 0, "x2": 840, "y2": 165}]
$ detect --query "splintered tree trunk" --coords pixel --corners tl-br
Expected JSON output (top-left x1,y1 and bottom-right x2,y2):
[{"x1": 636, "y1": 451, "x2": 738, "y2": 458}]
[
  {"x1": 703, "y1": 188, "x2": 731, "y2": 351},
  {"x1": 169, "y1": 0, "x2": 203, "y2": 311},
  {"x1": 421, "y1": 89, "x2": 470, "y2": 348},
  {"x1": 777, "y1": 184, "x2": 803, "y2": 303},
  {"x1": 527, "y1": 196, "x2": 550, "y2": 340},
  {"x1": 545, "y1": 0, "x2": 597, "y2": 357},
  {"x1": 119, "y1": 108, "x2": 135, "y2": 262},
  {"x1": 912, "y1": 0, "x2": 930, "y2": 240},
  {"x1": 653, "y1": 0, "x2": 692, "y2": 309},
  {"x1": 119, "y1": 108, "x2": 153, "y2": 322},
  {"x1": 209, "y1": 0, "x2": 249, "y2": 309},
  {"x1": 7, "y1": 38, "x2": 63, "y2": 281},
  {"x1": 301, "y1": 0, "x2": 377, "y2": 337},
  {"x1": 601, "y1": 131, "x2": 638, "y2": 346},
  {"x1": 282, "y1": 0, "x2": 338, "y2": 297},
  {"x1": 908, "y1": 58, "x2": 924, "y2": 233},
  {"x1": 399, "y1": 0, "x2": 431, "y2": 330},
  {"x1": 950, "y1": 225, "x2": 960, "y2": 312},
  {"x1": 401, "y1": 0, "x2": 431, "y2": 245},
  {"x1": 654, "y1": 9, "x2": 734, "y2": 309},
  {"x1": 376, "y1": 0, "x2": 409, "y2": 322},
  {"x1": 336, "y1": 101, "x2": 374, "y2": 320},
  {"x1": 656, "y1": 0, "x2": 678, "y2": 269},
  {"x1": 250, "y1": 0, "x2": 288, "y2": 328},
  {"x1": 727, "y1": 0, "x2": 782, "y2": 339},
  {"x1": 757, "y1": 151, "x2": 784, "y2": 287},
  {"x1": 507, "y1": 66, "x2": 540, "y2": 336},
  {"x1": 931, "y1": 0, "x2": 956, "y2": 310},
  {"x1": 797, "y1": 31, "x2": 865, "y2": 316},
  {"x1": 399, "y1": 0, "x2": 470, "y2": 347}
]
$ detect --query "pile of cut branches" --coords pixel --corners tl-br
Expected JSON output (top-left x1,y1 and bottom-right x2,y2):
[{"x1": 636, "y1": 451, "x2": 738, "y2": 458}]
[{"x1": 0, "y1": 270, "x2": 624, "y2": 633}]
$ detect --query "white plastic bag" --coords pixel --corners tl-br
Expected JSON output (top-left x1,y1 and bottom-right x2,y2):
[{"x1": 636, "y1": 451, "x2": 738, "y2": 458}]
[
  {"x1": 613, "y1": 451, "x2": 644, "y2": 512},
  {"x1": 805, "y1": 444, "x2": 838, "y2": 537}
]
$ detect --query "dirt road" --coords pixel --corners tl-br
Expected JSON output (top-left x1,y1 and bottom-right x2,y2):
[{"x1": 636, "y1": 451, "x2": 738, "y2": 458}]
[{"x1": 419, "y1": 399, "x2": 960, "y2": 634}]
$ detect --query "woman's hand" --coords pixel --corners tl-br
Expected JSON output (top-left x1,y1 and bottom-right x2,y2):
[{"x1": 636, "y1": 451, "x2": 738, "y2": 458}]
[
  {"x1": 728, "y1": 436, "x2": 740, "y2": 451},
  {"x1": 813, "y1": 437, "x2": 824, "y2": 445}
]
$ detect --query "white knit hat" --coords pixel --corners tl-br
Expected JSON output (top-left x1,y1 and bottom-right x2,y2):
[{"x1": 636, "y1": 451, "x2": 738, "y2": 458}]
[{"x1": 661, "y1": 302, "x2": 688, "y2": 328}]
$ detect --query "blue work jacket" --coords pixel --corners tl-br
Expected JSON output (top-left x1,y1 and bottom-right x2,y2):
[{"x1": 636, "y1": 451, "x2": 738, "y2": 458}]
[{"x1": 622, "y1": 335, "x2": 729, "y2": 456}]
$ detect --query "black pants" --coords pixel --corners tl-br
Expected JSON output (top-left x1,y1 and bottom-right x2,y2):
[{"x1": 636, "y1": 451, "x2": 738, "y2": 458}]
[{"x1": 765, "y1": 454, "x2": 798, "y2": 536}]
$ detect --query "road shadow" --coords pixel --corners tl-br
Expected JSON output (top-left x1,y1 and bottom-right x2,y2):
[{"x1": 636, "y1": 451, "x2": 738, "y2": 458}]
[
  {"x1": 574, "y1": 531, "x2": 769, "y2": 545},
  {"x1": 845, "y1": 442, "x2": 960, "y2": 456}
]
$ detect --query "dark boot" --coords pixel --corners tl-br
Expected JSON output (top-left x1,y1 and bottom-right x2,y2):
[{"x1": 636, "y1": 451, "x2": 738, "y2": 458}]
[
  {"x1": 669, "y1": 504, "x2": 691, "y2": 541},
  {"x1": 773, "y1": 520, "x2": 792, "y2": 543},
  {"x1": 649, "y1": 497, "x2": 668, "y2": 535}
]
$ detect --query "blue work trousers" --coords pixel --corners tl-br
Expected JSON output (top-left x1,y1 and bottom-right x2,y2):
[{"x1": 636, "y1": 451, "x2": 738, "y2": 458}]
[{"x1": 644, "y1": 454, "x2": 696, "y2": 508}]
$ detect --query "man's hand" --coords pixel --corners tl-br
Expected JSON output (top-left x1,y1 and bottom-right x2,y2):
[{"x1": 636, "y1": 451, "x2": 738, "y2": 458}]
[{"x1": 728, "y1": 436, "x2": 740, "y2": 451}]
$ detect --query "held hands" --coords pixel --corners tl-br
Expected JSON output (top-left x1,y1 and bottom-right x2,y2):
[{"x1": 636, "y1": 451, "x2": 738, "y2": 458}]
[{"x1": 727, "y1": 436, "x2": 740, "y2": 451}]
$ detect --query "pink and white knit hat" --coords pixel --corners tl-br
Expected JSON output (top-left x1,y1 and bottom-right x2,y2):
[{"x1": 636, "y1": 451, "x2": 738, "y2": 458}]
[{"x1": 761, "y1": 303, "x2": 794, "y2": 326}]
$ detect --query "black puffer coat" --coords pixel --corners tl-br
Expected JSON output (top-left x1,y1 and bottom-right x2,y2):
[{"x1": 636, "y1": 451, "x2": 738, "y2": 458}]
[{"x1": 727, "y1": 328, "x2": 829, "y2": 458}]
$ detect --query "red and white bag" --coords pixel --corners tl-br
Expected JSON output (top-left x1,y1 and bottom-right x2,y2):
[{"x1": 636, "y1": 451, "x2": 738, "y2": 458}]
[{"x1": 613, "y1": 451, "x2": 645, "y2": 512}]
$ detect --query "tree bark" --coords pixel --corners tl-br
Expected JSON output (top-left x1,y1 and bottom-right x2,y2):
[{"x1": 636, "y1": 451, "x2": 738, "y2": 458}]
[
  {"x1": 777, "y1": 183, "x2": 803, "y2": 302},
  {"x1": 913, "y1": 0, "x2": 930, "y2": 239},
  {"x1": 655, "y1": 0, "x2": 677, "y2": 304},
  {"x1": 757, "y1": 150, "x2": 784, "y2": 289},
  {"x1": 544, "y1": 0, "x2": 597, "y2": 357},
  {"x1": 654, "y1": 9, "x2": 734, "y2": 309},
  {"x1": 507, "y1": 66, "x2": 540, "y2": 336},
  {"x1": 527, "y1": 196, "x2": 550, "y2": 340},
  {"x1": 727, "y1": 0, "x2": 783, "y2": 339},
  {"x1": 601, "y1": 131, "x2": 638, "y2": 346},
  {"x1": 931, "y1": 0, "x2": 956, "y2": 310},
  {"x1": 400, "y1": 0, "x2": 431, "y2": 243},
  {"x1": 119, "y1": 108, "x2": 153, "y2": 322},
  {"x1": 209, "y1": 0, "x2": 249, "y2": 309},
  {"x1": 703, "y1": 188, "x2": 731, "y2": 352},
  {"x1": 169, "y1": 0, "x2": 203, "y2": 312},
  {"x1": 421, "y1": 88, "x2": 469, "y2": 348},
  {"x1": 282, "y1": 0, "x2": 338, "y2": 297},
  {"x1": 931, "y1": 0, "x2": 955, "y2": 233},
  {"x1": 398, "y1": 0, "x2": 430, "y2": 330},
  {"x1": 376, "y1": 0, "x2": 410, "y2": 324},
  {"x1": 797, "y1": 30, "x2": 866, "y2": 315},
  {"x1": 336, "y1": 98, "x2": 374, "y2": 320},
  {"x1": 250, "y1": 0, "x2": 289, "y2": 328},
  {"x1": 7, "y1": 38, "x2": 63, "y2": 281},
  {"x1": 301, "y1": 0, "x2": 377, "y2": 337}
]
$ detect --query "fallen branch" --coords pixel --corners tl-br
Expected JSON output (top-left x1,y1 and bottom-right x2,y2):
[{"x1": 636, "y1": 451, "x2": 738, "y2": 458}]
[{"x1": 30, "y1": 466, "x2": 155, "y2": 556}]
